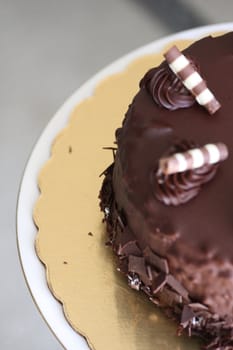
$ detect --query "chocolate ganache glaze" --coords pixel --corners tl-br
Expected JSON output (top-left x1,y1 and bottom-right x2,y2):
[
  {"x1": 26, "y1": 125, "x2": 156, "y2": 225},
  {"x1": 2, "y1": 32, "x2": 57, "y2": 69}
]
[{"x1": 100, "y1": 32, "x2": 233, "y2": 349}]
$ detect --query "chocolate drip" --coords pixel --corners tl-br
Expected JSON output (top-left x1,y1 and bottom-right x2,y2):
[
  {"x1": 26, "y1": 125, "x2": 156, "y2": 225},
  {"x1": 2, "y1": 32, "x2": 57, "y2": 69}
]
[
  {"x1": 154, "y1": 140, "x2": 218, "y2": 206},
  {"x1": 141, "y1": 64, "x2": 195, "y2": 110}
]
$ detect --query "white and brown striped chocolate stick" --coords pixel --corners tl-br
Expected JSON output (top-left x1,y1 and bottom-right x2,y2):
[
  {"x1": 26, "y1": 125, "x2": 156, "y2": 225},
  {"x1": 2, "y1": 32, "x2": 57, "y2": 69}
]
[
  {"x1": 159, "y1": 143, "x2": 228, "y2": 175},
  {"x1": 164, "y1": 46, "x2": 221, "y2": 115}
]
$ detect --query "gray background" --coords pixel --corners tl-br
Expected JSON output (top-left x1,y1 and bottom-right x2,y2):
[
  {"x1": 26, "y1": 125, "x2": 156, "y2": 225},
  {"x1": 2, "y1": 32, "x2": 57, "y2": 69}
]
[{"x1": 1, "y1": 1, "x2": 232, "y2": 349}]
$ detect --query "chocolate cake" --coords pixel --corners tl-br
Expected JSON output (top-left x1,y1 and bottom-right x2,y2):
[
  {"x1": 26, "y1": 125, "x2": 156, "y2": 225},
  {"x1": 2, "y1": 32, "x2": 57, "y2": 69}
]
[{"x1": 99, "y1": 32, "x2": 233, "y2": 349}]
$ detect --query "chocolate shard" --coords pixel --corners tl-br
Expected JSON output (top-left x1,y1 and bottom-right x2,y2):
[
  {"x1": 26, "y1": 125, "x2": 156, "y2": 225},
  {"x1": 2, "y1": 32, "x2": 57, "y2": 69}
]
[
  {"x1": 143, "y1": 246, "x2": 169, "y2": 274},
  {"x1": 189, "y1": 303, "x2": 209, "y2": 311},
  {"x1": 167, "y1": 274, "x2": 189, "y2": 301},
  {"x1": 115, "y1": 226, "x2": 139, "y2": 255},
  {"x1": 128, "y1": 255, "x2": 151, "y2": 285},
  {"x1": 146, "y1": 265, "x2": 154, "y2": 281},
  {"x1": 158, "y1": 287, "x2": 182, "y2": 307},
  {"x1": 118, "y1": 240, "x2": 141, "y2": 257},
  {"x1": 151, "y1": 272, "x2": 167, "y2": 294},
  {"x1": 181, "y1": 305, "x2": 195, "y2": 327},
  {"x1": 117, "y1": 257, "x2": 128, "y2": 274}
]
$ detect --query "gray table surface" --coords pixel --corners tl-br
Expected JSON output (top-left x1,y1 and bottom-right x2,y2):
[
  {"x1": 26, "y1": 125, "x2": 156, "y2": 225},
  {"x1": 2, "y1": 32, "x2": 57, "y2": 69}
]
[{"x1": 1, "y1": 1, "x2": 233, "y2": 349}]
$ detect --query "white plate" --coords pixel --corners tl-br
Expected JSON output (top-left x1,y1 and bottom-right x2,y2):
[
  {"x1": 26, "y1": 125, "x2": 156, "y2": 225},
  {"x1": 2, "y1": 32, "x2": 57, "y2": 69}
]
[{"x1": 16, "y1": 23, "x2": 233, "y2": 350}]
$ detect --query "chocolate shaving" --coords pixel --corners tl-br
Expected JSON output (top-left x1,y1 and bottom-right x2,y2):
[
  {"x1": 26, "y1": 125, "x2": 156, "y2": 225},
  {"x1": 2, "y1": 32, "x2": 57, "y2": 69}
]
[
  {"x1": 128, "y1": 255, "x2": 151, "y2": 285},
  {"x1": 115, "y1": 227, "x2": 140, "y2": 256},
  {"x1": 189, "y1": 303, "x2": 209, "y2": 311},
  {"x1": 117, "y1": 258, "x2": 128, "y2": 274},
  {"x1": 158, "y1": 287, "x2": 182, "y2": 307},
  {"x1": 181, "y1": 305, "x2": 195, "y2": 327},
  {"x1": 143, "y1": 246, "x2": 169, "y2": 274},
  {"x1": 146, "y1": 265, "x2": 154, "y2": 281},
  {"x1": 118, "y1": 240, "x2": 141, "y2": 257},
  {"x1": 151, "y1": 272, "x2": 167, "y2": 294},
  {"x1": 167, "y1": 274, "x2": 189, "y2": 301}
]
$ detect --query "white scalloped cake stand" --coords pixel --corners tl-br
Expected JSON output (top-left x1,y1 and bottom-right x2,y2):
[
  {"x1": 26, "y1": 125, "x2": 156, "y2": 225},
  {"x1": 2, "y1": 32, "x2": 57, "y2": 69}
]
[{"x1": 17, "y1": 23, "x2": 233, "y2": 350}]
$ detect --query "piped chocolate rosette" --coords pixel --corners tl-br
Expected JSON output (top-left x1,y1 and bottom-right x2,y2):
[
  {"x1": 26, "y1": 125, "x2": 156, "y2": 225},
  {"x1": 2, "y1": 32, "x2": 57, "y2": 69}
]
[
  {"x1": 140, "y1": 64, "x2": 196, "y2": 110},
  {"x1": 99, "y1": 32, "x2": 233, "y2": 349},
  {"x1": 155, "y1": 141, "x2": 228, "y2": 206}
]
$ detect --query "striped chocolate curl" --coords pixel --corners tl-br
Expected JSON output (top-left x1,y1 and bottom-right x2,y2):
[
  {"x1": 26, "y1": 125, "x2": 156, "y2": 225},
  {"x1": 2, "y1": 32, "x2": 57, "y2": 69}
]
[
  {"x1": 159, "y1": 142, "x2": 228, "y2": 176},
  {"x1": 164, "y1": 46, "x2": 221, "y2": 115}
]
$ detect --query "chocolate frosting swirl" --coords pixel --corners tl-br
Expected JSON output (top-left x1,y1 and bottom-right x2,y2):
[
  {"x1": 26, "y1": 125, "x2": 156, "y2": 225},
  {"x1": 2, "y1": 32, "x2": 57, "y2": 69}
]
[
  {"x1": 154, "y1": 140, "x2": 218, "y2": 206},
  {"x1": 140, "y1": 65, "x2": 195, "y2": 110}
]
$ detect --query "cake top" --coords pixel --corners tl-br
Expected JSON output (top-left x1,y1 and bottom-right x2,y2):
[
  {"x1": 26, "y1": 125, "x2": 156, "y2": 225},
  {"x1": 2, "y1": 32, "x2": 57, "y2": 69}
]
[{"x1": 115, "y1": 32, "x2": 233, "y2": 262}]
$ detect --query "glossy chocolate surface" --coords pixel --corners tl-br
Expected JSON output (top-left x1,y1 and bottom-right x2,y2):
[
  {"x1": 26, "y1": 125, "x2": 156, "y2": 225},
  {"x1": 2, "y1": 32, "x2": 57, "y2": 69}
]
[{"x1": 114, "y1": 33, "x2": 233, "y2": 262}]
